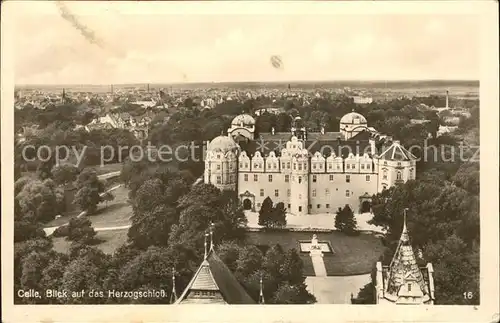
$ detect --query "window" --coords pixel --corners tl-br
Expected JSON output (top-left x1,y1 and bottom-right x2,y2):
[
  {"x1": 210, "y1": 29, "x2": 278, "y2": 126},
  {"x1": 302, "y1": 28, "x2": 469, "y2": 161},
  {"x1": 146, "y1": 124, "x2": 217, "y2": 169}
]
[
  {"x1": 268, "y1": 175, "x2": 273, "y2": 182},
  {"x1": 410, "y1": 168, "x2": 414, "y2": 179},
  {"x1": 346, "y1": 175, "x2": 350, "y2": 183},
  {"x1": 287, "y1": 189, "x2": 291, "y2": 197},
  {"x1": 329, "y1": 164, "x2": 333, "y2": 169},
  {"x1": 313, "y1": 164, "x2": 316, "y2": 170},
  {"x1": 282, "y1": 163, "x2": 285, "y2": 169},
  {"x1": 254, "y1": 163, "x2": 258, "y2": 169},
  {"x1": 298, "y1": 176, "x2": 302, "y2": 184},
  {"x1": 217, "y1": 164, "x2": 221, "y2": 170},
  {"x1": 325, "y1": 188, "x2": 330, "y2": 196},
  {"x1": 293, "y1": 163, "x2": 297, "y2": 170},
  {"x1": 346, "y1": 164, "x2": 350, "y2": 170},
  {"x1": 285, "y1": 175, "x2": 290, "y2": 182},
  {"x1": 275, "y1": 189, "x2": 279, "y2": 197},
  {"x1": 329, "y1": 175, "x2": 334, "y2": 181},
  {"x1": 397, "y1": 162, "x2": 402, "y2": 167},
  {"x1": 298, "y1": 163, "x2": 302, "y2": 170},
  {"x1": 288, "y1": 204, "x2": 291, "y2": 209},
  {"x1": 308, "y1": 204, "x2": 312, "y2": 209},
  {"x1": 397, "y1": 171, "x2": 402, "y2": 180},
  {"x1": 361, "y1": 164, "x2": 365, "y2": 169},
  {"x1": 313, "y1": 175, "x2": 317, "y2": 183},
  {"x1": 337, "y1": 165, "x2": 341, "y2": 170},
  {"x1": 408, "y1": 284, "x2": 412, "y2": 292},
  {"x1": 367, "y1": 163, "x2": 371, "y2": 169},
  {"x1": 326, "y1": 204, "x2": 330, "y2": 209},
  {"x1": 229, "y1": 164, "x2": 233, "y2": 170},
  {"x1": 312, "y1": 189, "x2": 316, "y2": 197},
  {"x1": 304, "y1": 163, "x2": 307, "y2": 170},
  {"x1": 346, "y1": 190, "x2": 350, "y2": 197},
  {"x1": 240, "y1": 163, "x2": 243, "y2": 168},
  {"x1": 260, "y1": 189, "x2": 264, "y2": 197},
  {"x1": 317, "y1": 204, "x2": 321, "y2": 209},
  {"x1": 287, "y1": 162, "x2": 291, "y2": 169},
  {"x1": 351, "y1": 164, "x2": 355, "y2": 169},
  {"x1": 366, "y1": 175, "x2": 370, "y2": 182},
  {"x1": 384, "y1": 161, "x2": 388, "y2": 165},
  {"x1": 298, "y1": 206, "x2": 302, "y2": 212},
  {"x1": 383, "y1": 170, "x2": 388, "y2": 180},
  {"x1": 254, "y1": 174, "x2": 258, "y2": 181},
  {"x1": 217, "y1": 176, "x2": 221, "y2": 184},
  {"x1": 244, "y1": 174, "x2": 248, "y2": 181},
  {"x1": 299, "y1": 194, "x2": 302, "y2": 199},
  {"x1": 245, "y1": 163, "x2": 249, "y2": 168},
  {"x1": 274, "y1": 163, "x2": 277, "y2": 169}
]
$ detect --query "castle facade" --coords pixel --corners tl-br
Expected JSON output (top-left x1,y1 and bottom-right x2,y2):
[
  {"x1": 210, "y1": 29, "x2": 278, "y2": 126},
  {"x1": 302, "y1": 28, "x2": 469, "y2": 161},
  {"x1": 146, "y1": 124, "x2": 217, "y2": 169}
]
[{"x1": 204, "y1": 112, "x2": 417, "y2": 215}]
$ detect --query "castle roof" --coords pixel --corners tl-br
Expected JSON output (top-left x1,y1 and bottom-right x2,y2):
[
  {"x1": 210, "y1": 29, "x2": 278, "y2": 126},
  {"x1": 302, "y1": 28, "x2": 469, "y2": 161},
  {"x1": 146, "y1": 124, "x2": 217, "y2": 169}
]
[
  {"x1": 378, "y1": 140, "x2": 416, "y2": 161},
  {"x1": 175, "y1": 250, "x2": 255, "y2": 304},
  {"x1": 244, "y1": 132, "x2": 371, "y2": 158},
  {"x1": 207, "y1": 135, "x2": 239, "y2": 153},
  {"x1": 340, "y1": 111, "x2": 367, "y2": 124}
]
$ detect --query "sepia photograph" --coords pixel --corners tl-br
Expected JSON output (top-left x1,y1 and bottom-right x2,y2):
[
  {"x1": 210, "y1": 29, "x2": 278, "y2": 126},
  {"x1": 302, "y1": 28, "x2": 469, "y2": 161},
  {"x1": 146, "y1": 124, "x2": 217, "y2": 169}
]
[{"x1": 2, "y1": 1, "x2": 499, "y2": 322}]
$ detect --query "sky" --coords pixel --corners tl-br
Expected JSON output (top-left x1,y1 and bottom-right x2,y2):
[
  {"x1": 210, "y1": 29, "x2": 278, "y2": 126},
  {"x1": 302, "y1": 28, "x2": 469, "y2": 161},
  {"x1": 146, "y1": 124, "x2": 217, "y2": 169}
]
[{"x1": 9, "y1": 1, "x2": 482, "y2": 85}]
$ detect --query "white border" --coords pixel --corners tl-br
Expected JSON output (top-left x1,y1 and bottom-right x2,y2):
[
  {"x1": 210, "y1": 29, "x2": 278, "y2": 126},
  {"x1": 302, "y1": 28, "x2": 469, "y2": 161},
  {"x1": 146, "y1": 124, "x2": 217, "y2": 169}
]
[{"x1": 2, "y1": 1, "x2": 499, "y2": 322}]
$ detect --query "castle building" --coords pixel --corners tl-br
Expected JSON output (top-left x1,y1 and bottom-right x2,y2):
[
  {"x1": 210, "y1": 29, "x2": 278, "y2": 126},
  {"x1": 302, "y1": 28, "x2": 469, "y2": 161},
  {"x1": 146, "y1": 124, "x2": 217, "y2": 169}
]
[
  {"x1": 204, "y1": 111, "x2": 417, "y2": 215},
  {"x1": 374, "y1": 212, "x2": 435, "y2": 305}
]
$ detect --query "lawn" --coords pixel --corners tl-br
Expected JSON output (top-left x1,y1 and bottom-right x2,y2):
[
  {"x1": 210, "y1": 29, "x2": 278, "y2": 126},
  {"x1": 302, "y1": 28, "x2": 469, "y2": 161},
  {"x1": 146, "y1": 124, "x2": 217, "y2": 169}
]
[
  {"x1": 245, "y1": 230, "x2": 386, "y2": 276},
  {"x1": 52, "y1": 229, "x2": 129, "y2": 255},
  {"x1": 44, "y1": 185, "x2": 131, "y2": 229}
]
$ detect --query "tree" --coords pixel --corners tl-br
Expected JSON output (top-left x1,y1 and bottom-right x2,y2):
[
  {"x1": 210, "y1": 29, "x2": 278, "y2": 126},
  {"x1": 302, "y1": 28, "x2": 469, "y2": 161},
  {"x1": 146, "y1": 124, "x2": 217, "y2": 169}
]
[
  {"x1": 16, "y1": 178, "x2": 65, "y2": 223},
  {"x1": 270, "y1": 202, "x2": 287, "y2": 228},
  {"x1": 74, "y1": 168, "x2": 105, "y2": 213},
  {"x1": 335, "y1": 204, "x2": 357, "y2": 235},
  {"x1": 51, "y1": 163, "x2": 79, "y2": 185},
  {"x1": 258, "y1": 197, "x2": 274, "y2": 227},
  {"x1": 66, "y1": 217, "x2": 97, "y2": 244}
]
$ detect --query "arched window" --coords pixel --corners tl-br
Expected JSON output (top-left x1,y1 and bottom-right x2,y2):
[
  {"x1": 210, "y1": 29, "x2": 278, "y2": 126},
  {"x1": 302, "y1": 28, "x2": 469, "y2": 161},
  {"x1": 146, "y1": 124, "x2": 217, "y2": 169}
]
[
  {"x1": 409, "y1": 168, "x2": 414, "y2": 179},
  {"x1": 298, "y1": 176, "x2": 302, "y2": 184},
  {"x1": 396, "y1": 171, "x2": 402, "y2": 180},
  {"x1": 383, "y1": 169, "x2": 388, "y2": 180}
]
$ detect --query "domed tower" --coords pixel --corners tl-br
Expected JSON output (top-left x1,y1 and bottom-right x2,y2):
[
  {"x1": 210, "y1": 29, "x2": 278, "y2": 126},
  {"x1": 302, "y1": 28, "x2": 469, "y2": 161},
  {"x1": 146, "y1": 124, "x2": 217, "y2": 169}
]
[
  {"x1": 228, "y1": 114, "x2": 256, "y2": 142},
  {"x1": 204, "y1": 135, "x2": 240, "y2": 191},
  {"x1": 287, "y1": 136, "x2": 309, "y2": 215},
  {"x1": 340, "y1": 110, "x2": 368, "y2": 140}
]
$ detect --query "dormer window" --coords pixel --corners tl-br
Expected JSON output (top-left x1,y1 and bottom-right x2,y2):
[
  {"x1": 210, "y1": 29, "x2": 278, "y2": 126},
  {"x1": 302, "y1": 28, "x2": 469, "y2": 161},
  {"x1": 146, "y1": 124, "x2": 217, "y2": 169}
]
[{"x1": 397, "y1": 171, "x2": 402, "y2": 180}]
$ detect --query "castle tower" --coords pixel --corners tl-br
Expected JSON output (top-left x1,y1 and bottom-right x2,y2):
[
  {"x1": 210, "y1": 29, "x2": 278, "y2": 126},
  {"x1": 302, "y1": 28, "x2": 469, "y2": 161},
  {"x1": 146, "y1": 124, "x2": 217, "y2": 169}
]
[
  {"x1": 339, "y1": 110, "x2": 368, "y2": 140},
  {"x1": 375, "y1": 140, "x2": 416, "y2": 192},
  {"x1": 289, "y1": 137, "x2": 309, "y2": 215},
  {"x1": 375, "y1": 209, "x2": 435, "y2": 305},
  {"x1": 204, "y1": 135, "x2": 240, "y2": 191}
]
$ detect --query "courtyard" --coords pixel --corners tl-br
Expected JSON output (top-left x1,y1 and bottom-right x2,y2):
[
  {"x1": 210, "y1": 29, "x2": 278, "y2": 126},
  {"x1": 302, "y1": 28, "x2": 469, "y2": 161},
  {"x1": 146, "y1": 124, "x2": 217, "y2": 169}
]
[{"x1": 245, "y1": 230, "x2": 386, "y2": 276}]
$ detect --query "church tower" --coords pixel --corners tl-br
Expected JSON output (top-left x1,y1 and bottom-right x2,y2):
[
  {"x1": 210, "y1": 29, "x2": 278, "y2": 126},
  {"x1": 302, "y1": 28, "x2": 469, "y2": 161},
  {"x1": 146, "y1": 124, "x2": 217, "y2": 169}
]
[{"x1": 375, "y1": 209, "x2": 435, "y2": 305}]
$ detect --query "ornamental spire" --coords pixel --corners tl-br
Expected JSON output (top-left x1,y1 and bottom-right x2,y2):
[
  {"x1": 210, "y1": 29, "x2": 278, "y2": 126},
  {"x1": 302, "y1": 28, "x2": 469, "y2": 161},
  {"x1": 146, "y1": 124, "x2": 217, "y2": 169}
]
[
  {"x1": 259, "y1": 272, "x2": 265, "y2": 304},
  {"x1": 209, "y1": 222, "x2": 215, "y2": 252},
  {"x1": 170, "y1": 267, "x2": 177, "y2": 304},
  {"x1": 204, "y1": 232, "x2": 209, "y2": 259}
]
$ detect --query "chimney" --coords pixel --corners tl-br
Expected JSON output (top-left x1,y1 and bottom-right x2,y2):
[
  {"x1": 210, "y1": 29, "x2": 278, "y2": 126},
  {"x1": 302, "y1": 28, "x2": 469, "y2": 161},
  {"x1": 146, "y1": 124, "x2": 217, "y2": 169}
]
[{"x1": 445, "y1": 90, "x2": 449, "y2": 109}]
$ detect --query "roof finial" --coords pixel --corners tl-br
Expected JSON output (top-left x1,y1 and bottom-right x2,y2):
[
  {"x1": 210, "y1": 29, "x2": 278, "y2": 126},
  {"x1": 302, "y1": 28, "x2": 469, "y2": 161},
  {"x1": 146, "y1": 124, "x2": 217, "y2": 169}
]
[
  {"x1": 209, "y1": 222, "x2": 214, "y2": 252},
  {"x1": 170, "y1": 267, "x2": 177, "y2": 304},
  {"x1": 204, "y1": 232, "x2": 209, "y2": 259},
  {"x1": 259, "y1": 272, "x2": 265, "y2": 304},
  {"x1": 352, "y1": 108, "x2": 355, "y2": 112},
  {"x1": 401, "y1": 208, "x2": 410, "y2": 242}
]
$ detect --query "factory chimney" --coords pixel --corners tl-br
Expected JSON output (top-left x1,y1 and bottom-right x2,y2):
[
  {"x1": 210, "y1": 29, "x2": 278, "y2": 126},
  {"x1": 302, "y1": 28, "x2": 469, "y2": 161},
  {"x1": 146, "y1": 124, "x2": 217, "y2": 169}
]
[{"x1": 445, "y1": 90, "x2": 449, "y2": 109}]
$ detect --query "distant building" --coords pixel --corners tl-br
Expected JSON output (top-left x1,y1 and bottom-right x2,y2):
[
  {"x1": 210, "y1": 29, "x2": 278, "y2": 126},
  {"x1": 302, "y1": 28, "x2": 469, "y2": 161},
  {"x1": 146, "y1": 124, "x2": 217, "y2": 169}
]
[
  {"x1": 375, "y1": 212, "x2": 435, "y2": 305},
  {"x1": 437, "y1": 125, "x2": 458, "y2": 137},
  {"x1": 352, "y1": 96, "x2": 373, "y2": 104}
]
